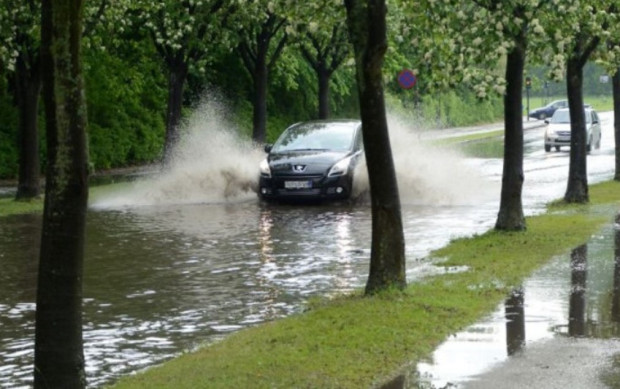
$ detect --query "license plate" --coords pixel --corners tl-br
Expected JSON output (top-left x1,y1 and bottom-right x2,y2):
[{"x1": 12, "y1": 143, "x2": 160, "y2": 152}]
[{"x1": 284, "y1": 180, "x2": 312, "y2": 189}]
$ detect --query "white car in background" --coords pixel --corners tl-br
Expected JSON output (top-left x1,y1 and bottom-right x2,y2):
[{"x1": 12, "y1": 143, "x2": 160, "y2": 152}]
[{"x1": 544, "y1": 108, "x2": 601, "y2": 153}]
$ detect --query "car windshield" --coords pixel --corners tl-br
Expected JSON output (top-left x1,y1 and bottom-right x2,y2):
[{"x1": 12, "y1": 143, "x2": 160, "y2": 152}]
[
  {"x1": 271, "y1": 122, "x2": 356, "y2": 152},
  {"x1": 550, "y1": 110, "x2": 592, "y2": 124}
]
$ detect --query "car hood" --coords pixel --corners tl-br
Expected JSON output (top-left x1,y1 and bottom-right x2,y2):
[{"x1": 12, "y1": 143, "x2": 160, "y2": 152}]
[{"x1": 268, "y1": 150, "x2": 352, "y2": 175}]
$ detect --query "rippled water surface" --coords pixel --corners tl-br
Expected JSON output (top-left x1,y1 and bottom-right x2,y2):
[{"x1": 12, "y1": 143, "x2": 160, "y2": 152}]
[
  {"x1": 1, "y1": 111, "x2": 617, "y2": 388},
  {"x1": 2, "y1": 197, "x2": 506, "y2": 388}
]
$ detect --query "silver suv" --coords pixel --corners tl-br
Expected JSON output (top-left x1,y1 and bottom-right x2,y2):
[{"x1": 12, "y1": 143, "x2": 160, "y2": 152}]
[{"x1": 544, "y1": 108, "x2": 601, "y2": 153}]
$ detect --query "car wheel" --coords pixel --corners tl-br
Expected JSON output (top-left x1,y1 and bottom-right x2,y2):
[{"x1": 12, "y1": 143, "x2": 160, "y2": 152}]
[
  {"x1": 555, "y1": 146, "x2": 561, "y2": 151},
  {"x1": 586, "y1": 136, "x2": 592, "y2": 153},
  {"x1": 596, "y1": 136, "x2": 601, "y2": 149},
  {"x1": 544, "y1": 144, "x2": 551, "y2": 152}
]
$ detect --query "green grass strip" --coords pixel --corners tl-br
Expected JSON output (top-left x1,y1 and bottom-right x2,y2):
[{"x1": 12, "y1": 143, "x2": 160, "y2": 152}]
[
  {"x1": 110, "y1": 180, "x2": 620, "y2": 389},
  {"x1": 0, "y1": 197, "x2": 44, "y2": 217},
  {"x1": 0, "y1": 184, "x2": 119, "y2": 218},
  {"x1": 432, "y1": 128, "x2": 504, "y2": 147}
]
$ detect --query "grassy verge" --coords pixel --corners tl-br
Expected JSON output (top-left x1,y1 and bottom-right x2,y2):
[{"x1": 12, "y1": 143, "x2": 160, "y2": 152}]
[
  {"x1": 109, "y1": 180, "x2": 620, "y2": 389},
  {"x1": 432, "y1": 130, "x2": 505, "y2": 158},
  {"x1": 433, "y1": 129, "x2": 504, "y2": 146},
  {"x1": 0, "y1": 184, "x2": 120, "y2": 218},
  {"x1": 0, "y1": 197, "x2": 44, "y2": 217}
]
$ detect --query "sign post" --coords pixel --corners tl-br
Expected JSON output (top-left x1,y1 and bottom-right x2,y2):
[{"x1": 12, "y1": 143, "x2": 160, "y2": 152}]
[{"x1": 525, "y1": 77, "x2": 531, "y2": 121}]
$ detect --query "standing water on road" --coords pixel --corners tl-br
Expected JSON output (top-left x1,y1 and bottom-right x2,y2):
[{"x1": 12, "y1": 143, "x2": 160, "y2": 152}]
[
  {"x1": 1, "y1": 104, "x2": 615, "y2": 387},
  {"x1": 416, "y1": 217, "x2": 620, "y2": 388}
]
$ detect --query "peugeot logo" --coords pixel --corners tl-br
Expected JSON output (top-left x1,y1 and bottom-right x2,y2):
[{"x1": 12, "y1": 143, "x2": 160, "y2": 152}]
[{"x1": 292, "y1": 164, "x2": 306, "y2": 173}]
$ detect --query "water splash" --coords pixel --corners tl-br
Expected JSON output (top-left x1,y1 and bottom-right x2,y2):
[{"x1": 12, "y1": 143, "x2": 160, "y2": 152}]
[
  {"x1": 91, "y1": 99, "x2": 496, "y2": 209},
  {"x1": 352, "y1": 114, "x2": 498, "y2": 206},
  {"x1": 388, "y1": 114, "x2": 498, "y2": 205},
  {"x1": 90, "y1": 99, "x2": 264, "y2": 209}
]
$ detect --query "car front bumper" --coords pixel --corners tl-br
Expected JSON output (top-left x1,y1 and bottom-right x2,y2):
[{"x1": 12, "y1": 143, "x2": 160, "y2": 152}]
[
  {"x1": 258, "y1": 174, "x2": 353, "y2": 202},
  {"x1": 545, "y1": 136, "x2": 571, "y2": 147}
]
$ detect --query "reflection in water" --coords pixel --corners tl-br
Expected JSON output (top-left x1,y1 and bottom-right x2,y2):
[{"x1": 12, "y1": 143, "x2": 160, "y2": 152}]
[
  {"x1": 258, "y1": 209, "x2": 274, "y2": 262},
  {"x1": 505, "y1": 287, "x2": 525, "y2": 356},
  {"x1": 569, "y1": 244, "x2": 588, "y2": 337},
  {"x1": 0, "y1": 203, "x2": 374, "y2": 388},
  {"x1": 414, "y1": 222, "x2": 620, "y2": 388}
]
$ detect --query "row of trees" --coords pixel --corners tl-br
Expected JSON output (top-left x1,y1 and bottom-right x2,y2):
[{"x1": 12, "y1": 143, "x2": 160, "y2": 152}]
[
  {"x1": 0, "y1": 0, "x2": 362, "y2": 198},
  {"x1": 408, "y1": 0, "x2": 620, "y2": 229},
  {"x1": 27, "y1": 0, "x2": 404, "y2": 386},
  {"x1": 5, "y1": 1, "x2": 617, "y2": 208},
  {"x1": 6, "y1": 0, "x2": 620, "y2": 386}
]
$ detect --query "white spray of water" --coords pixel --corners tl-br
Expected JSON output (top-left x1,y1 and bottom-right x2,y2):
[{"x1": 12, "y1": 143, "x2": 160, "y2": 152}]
[
  {"x1": 91, "y1": 99, "x2": 264, "y2": 209},
  {"x1": 91, "y1": 99, "x2": 497, "y2": 209},
  {"x1": 352, "y1": 113, "x2": 498, "y2": 206},
  {"x1": 388, "y1": 114, "x2": 498, "y2": 205}
]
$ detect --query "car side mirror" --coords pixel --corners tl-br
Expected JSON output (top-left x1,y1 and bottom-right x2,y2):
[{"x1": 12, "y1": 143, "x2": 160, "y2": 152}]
[
  {"x1": 544, "y1": 119, "x2": 549, "y2": 124},
  {"x1": 264, "y1": 144, "x2": 273, "y2": 153}
]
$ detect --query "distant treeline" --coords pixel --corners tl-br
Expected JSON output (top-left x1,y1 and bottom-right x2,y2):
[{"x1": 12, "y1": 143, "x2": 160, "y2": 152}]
[{"x1": 0, "y1": 34, "x2": 611, "y2": 179}]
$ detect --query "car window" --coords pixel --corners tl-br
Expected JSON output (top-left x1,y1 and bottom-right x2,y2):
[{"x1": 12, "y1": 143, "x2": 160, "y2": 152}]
[
  {"x1": 272, "y1": 123, "x2": 357, "y2": 152},
  {"x1": 550, "y1": 110, "x2": 570, "y2": 124},
  {"x1": 552, "y1": 109, "x2": 597, "y2": 124}
]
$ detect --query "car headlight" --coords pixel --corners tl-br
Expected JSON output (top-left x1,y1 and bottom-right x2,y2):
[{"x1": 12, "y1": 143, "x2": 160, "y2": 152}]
[
  {"x1": 259, "y1": 159, "x2": 271, "y2": 178},
  {"x1": 328, "y1": 156, "x2": 353, "y2": 177}
]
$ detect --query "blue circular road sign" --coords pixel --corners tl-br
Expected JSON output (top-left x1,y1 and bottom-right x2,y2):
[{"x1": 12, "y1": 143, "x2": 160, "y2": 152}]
[{"x1": 398, "y1": 69, "x2": 416, "y2": 89}]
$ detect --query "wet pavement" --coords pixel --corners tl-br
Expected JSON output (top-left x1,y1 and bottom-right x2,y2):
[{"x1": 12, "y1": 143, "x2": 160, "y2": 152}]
[
  {"x1": 0, "y1": 111, "x2": 617, "y2": 388},
  {"x1": 416, "y1": 219, "x2": 620, "y2": 388}
]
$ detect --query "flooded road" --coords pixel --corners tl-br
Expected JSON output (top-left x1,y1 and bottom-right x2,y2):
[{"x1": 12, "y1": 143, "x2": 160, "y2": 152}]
[{"x1": 0, "y1": 110, "x2": 617, "y2": 388}]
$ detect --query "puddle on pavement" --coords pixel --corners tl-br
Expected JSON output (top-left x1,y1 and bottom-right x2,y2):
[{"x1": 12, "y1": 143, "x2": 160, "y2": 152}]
[{"x1": 408, "y1": 216, "x2": 620, "y2": 389}]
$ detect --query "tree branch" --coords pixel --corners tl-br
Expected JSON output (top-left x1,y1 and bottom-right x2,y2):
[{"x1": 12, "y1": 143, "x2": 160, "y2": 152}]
[{"x1": 82, "y1": 0, "x2": 108, "y2": 37}]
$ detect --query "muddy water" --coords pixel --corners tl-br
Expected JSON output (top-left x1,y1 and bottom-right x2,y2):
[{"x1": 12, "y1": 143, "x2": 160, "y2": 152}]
[{"x1": 0, "y1": 107, "x2": 616, "y2": 388}]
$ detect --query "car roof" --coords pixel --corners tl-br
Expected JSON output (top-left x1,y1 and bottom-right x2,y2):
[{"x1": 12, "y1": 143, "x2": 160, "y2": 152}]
[{"x1": 289, "y1": 119, "x2": 361, "y2": 126}]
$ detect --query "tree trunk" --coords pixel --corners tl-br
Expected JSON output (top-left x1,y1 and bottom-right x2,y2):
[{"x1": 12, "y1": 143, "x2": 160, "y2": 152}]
[
  {"x1": 317, "y1": 67, "x2": 330, "y2": 119},
  {"x1": 14, "y1": 55, "x2": 42, "y2": 200},
  {"x1": 564, "y1": 58, "x2": 589, "y2": 203},
  {"x1": 163, "y1": 59, "x2": 188, "y2": 163},
  {"x1": 345, "y1": 0, "x2": 406, "y2": 295},
  {"x1": 238, "y1": 14, "x2": 287, "y2": 144},
  {"x1": 613, "y1": 69, "x2": 620, "y2": 181},
  {"x1": 495, "y1": 42, "x2": 525, "y2": 231},
  {"x1": 35, "y1": 0, "x2": 88, "y2": 387},
  {"x1": 252, "y1": 53, "x2": 268, "y2": 143}
]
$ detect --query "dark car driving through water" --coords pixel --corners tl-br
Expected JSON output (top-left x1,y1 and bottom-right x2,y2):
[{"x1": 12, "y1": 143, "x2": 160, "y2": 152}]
[{"x1": 258, "y1": 120, "x2": 364, "y2": 202}]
